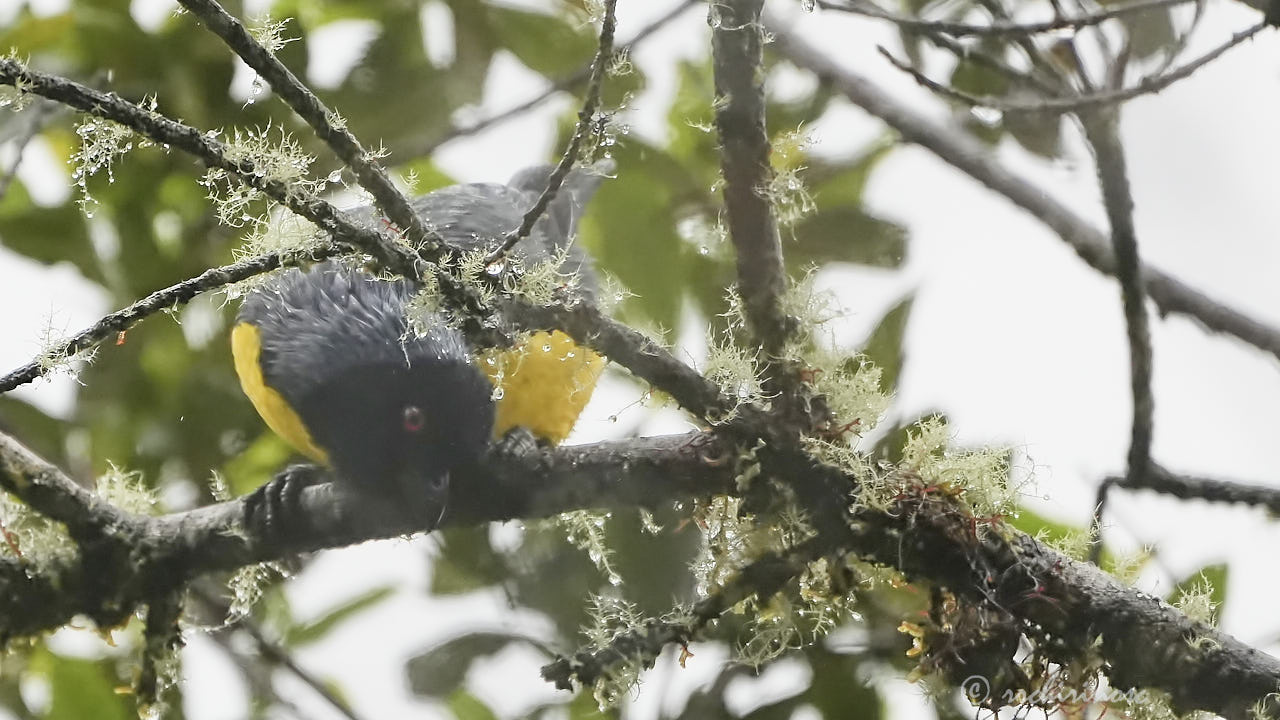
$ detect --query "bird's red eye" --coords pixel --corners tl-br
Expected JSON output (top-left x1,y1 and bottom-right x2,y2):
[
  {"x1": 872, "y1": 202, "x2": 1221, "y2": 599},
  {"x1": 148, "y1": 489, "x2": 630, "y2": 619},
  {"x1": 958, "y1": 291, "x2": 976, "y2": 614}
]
[{"x1": 402, "y1": 405, "x2": 426, "y2": 433}]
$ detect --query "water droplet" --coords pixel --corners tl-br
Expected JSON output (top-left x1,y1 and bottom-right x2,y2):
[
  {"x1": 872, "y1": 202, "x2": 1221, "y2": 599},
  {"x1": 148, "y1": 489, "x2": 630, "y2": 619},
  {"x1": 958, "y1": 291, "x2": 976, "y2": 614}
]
[
  {"x1": 698, "y1": 245, "x2": 710, "y2": 256},
  {"x1": 970, "y1": 106, "x2": 1003, "y2": 127},
  {"x1": 491, "y1": 387, "x2": 505, "y2": 400},
  {"x1": 485, "y1": 260, "x2": 506, "y2": 276},
  {"x1": 541, "y1": 344, "x2": 552, "y2": 353}
]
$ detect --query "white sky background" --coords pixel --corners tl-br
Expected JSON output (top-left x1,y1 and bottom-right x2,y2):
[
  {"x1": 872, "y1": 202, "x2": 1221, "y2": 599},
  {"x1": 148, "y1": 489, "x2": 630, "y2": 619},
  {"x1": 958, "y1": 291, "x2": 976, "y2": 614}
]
[{"x1": 2, "y1": 0, "x2": 1280, "y2": 718}]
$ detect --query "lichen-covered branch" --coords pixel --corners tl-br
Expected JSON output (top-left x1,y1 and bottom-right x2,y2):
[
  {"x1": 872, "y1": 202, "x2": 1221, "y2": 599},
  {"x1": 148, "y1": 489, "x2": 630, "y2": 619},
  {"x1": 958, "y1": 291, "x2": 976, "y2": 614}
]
[
  {"x1": 0, "y1": 431, "x2": 736, "y2": 641},
  {"x1": 541, "y1": 537, "x2": 824, "y2": 691},
  {"x1": 175, "y1": 0, "x2": 442, "y2": 253},
  {"x1": 709, "y1": 0, "x2": 797, "y2": 370},
  {"x1": 767, "y1": 26, "x2": 1280, "y2": 362},
  {"x1": 0, "y1": 245, "x2": 346, "y2": 394},
  {"x1": 0, "y1": 58, "x2": 423, "y2": 283}
]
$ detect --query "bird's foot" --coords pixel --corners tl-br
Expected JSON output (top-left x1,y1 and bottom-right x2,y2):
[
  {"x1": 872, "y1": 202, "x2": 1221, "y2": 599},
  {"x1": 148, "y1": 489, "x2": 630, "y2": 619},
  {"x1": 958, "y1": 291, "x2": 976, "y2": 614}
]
[
  {"x1": 243, "y1": 463, "x2": 329, "y2": 546},
  {"x1": 491, "y1": 426, "x2": 541, "y2": 460}
]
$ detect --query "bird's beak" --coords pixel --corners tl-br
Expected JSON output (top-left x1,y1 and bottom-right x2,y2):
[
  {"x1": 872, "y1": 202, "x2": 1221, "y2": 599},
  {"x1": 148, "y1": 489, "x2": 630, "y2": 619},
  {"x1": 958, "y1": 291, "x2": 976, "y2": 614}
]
[{"x1": 394, "y1": 469, "x2": 451, "y2": 529}]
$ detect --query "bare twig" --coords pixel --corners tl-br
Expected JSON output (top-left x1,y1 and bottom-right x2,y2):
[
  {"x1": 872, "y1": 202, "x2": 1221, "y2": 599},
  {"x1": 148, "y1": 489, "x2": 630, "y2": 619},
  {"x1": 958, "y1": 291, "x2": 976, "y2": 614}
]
[
  {"x1": 0, "y1": 99, "x2": 59, "y2": 201},
  {"x1": 193, "y1": 587, "x2": 366, "y2": 720},
  {"x1": 1081, "y1": 112, "x2": 1154, "y2": 488},
  {"x1": 816, "y1": 0, "x2": 1194, "y2": 37},
  {"x1": 175, "y1": 0, "x2": 442, "y2": 253},
  {"x1": 484, "y1": 0, "x2": 618, "y2": 265},
  {"x1": 767, "y1": 25, "x2": 1280, "y2": 362},
  {"x1": 402, "y1": 0, "x2": 697, "y2": 160},
  {"x1": 0, "y1": 245, "x2": 346, "y2": 394},
  {"x1": 880, "y1": 21, "x2": 1269, "y2": 113},
  {"x1": 1110, "y1": 465, "x2": 1280, "y2": 514}
]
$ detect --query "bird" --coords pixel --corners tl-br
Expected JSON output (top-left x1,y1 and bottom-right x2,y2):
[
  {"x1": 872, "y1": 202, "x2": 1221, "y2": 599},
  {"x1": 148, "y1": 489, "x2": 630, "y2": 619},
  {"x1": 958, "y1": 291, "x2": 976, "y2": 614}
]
[{"x1": 231, "y1": 163, "x2": 611, "y2": 530}]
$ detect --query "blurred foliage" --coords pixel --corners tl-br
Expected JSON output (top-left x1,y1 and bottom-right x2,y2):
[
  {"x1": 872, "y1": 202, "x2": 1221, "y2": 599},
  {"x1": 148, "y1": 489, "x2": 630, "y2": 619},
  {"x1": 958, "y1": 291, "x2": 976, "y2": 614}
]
[{"x1": 0, "y1": 0, "x2": 1140, "y2": 717}]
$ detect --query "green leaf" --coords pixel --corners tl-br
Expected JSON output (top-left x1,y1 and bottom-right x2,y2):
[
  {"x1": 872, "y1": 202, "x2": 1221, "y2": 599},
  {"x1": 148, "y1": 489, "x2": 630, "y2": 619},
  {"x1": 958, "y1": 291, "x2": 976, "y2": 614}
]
[
  {"x1": 860, "y1": 296, "x2": 913, "y2": 394},
  {"x1": 285, "y1": 585, "x2": 396, "y2": 647},
  {"x1": 1007, "y1": 507, "x2": 1085, "y2": 547},
  {"x1": 221, "y1": 432, "x2": 296, "y2": 498},
  {"x1": 789, "y1": 206, "x2": 907, "y2": 270},
  {"x1": 0, "y1": 184, "x2": 100, "y2": 285},
  {"x1": 1004, "y1": 110, "x2": 1063, "y2": 160},
  {"x1": 448, "y1": 690, "x2": 501, "y2": 720},
  {"x1": 408, "y1": 633, "x2": 533, "y2": 698},
  {"x1": 0, "y1": 396, "x2": 70, "y2": 469},
  {"x1": 430, "y1": 527, "x2": 508, "y2": 595},
  {"x1": 486, "y1": 6, "x2": 596, "y2": 78},
  {"x1": 32, "y1": 649, "x2": 134, "y2": 720}
]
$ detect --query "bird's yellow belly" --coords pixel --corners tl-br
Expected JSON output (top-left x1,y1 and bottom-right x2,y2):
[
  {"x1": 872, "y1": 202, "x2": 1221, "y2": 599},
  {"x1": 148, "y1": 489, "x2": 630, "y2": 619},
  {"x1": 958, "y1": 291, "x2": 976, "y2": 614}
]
[{"x1": 482, "y1": 330, "x2": 605, "y2": 445}]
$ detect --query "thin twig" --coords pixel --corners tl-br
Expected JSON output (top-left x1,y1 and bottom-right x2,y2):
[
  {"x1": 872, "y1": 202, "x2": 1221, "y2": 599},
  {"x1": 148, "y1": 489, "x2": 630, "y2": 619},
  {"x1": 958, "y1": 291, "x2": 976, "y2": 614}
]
[
  {"x1": 484, "y1": 0, "x2": 618, "y2": 265},
  {"x1": 1115, "y1": 465, "x2": 1280, "y2": 513},
  {"x1": 0, "y1": 58, "x2": 504, "y2": 348},
  {"x1": 1081, "y1": 112, "x2": 1154, "y2": 490},
  {"x1": 192, "y1": 586, "x2": 366, "y2": 720},
  {"x1": 816, "y1": 0, "x2": 1194, "y2": 37},
  {"x1": 401, "y1": 0, "x2": 697, "y2": 160},
  {"x1": 879, "y1": 21, "x2": 1269, "y2": 113},
  {"x1": 766, "y1": 24, "x2": 1280, "y2": 362},
  {"x1": 0, "y1": 99, "x2": 59, "y2": 202},
  {"x1": 0, "y1": 245, "x2": 345, "y2": 394},
  {"x1": 175, "y1": 0, "x2": 442, "y2": 253},
  {"x1": 921, "y1": 31, "x2": 1062, "y2": 97}
]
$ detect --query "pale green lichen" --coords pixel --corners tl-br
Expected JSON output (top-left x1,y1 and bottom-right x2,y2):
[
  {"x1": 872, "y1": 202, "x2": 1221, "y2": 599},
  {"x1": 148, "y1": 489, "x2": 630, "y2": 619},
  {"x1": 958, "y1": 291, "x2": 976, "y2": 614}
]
[
  {"x1": 0, "y1": 493, "x2": 77, "y2": 569},
  {"x1": 583, "y1": 594, "x2": 646, "y2": 707},
  {"x1": 0, "y1": 53, "x2": 34, "y2": 111},
  {"x1": 1038, "y1": 527, "x2": 1092, "y2": 562},
  {"x1": 69, "y1": 112, "x2": 138, "y2": 215},
  {"x1": 226, "y1": 563, "x2": 279, "y2": 620},
  {"x1": 34, "y1": 313, "x2": 97, "y2": 384},
  {"x1": 200, "y1": 124, "x2": 320, "y2": 229},
  {"x1": 95, "y1": 464, "x2": 156, "y2": 516},
  {"x1": 557, "y1": 510, "x2": 621, "y2": 587},
  {"x1": 765, "y1": 128, "x2": 817, "y2": 228},
  {"x1": 701, "y1": 332, "x2": 763, "y2": 418},
  {"x1": 248, "y1": 15, "x2": 297, "y2": 55},
  {"x1": 890, "y1": 418, "x2": 1018, "y2": 518},
  {"x1": 1173, "y1": 573, "x2": 1220, "y2": 626},
  {"x1": 1107, "y1": 546, "x2": 1152, "y2": 586},
  {"x1": 207, "y1": 471, "x2": 233, "y2": 503}
]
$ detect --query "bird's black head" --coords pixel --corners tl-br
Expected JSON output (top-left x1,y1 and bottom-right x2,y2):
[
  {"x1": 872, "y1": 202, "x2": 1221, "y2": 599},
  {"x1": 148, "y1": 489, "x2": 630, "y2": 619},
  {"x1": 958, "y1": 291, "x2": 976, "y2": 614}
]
[{"x1": 296, "y1": 356, "x2": 495, "y2": 526}]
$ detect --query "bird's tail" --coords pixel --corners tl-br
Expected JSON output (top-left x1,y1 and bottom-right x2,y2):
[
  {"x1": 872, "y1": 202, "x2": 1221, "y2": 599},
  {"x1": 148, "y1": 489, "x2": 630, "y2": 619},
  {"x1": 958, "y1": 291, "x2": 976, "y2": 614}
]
[{"x1": 508, "y1": 158, "x2": 616, "y2": 241}]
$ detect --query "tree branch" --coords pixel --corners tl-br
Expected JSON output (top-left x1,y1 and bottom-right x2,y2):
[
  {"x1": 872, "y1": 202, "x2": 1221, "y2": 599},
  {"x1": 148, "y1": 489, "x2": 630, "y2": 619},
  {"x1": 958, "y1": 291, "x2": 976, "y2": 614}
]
[
  {"x1": 400, "y1": 0, "x2": 698, "y2": 160},
  {"x1": 0, "y1": 245, "x2": 346, "y2": 394},
  {"x1": 484, "y1": 0, "x2": 618, "y2": 265},
  {"x1": 710, "y1": 0, "x2": 796, "y2": 366},
  {"x1": 879, "y1": 21, "x2": 1269, "y2": 113},
  {"x1": 766, "y1": 25, "x2": 1280, "y2": 362},
  {"x1": 1080, "y1": 112, "x2": 1154, "y2": 487},
  {"x1": 175, "y1": 0, "x2": 442, "y2": 253},
  {"x1": 816, "y1": 0, "x2": 1196, "y2": 38}
]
